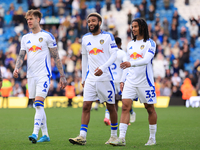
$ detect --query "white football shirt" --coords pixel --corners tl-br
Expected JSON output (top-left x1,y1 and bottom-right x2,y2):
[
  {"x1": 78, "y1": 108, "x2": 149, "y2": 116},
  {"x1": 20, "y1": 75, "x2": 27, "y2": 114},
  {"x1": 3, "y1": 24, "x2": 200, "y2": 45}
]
[
  {"x1": 123, "y1": 38, "x2": 156, "y2": 87},
  {"x1": 110, "y1": 48, "x2": 126, "y2": 83},
  {"x1": 82, "y1": 30, "x2": 118, "y2": 82},
  {"x1": 20, "y1": 29, "x2": 57, "y2": 78}
]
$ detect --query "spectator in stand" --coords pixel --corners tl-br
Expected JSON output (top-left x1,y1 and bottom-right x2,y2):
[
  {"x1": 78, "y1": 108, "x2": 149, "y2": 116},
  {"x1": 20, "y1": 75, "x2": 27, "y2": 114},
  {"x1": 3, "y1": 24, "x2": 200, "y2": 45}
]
[
  {"x1": 172, "y1": 10, "x2": 179, "y2": 26},
  {"x1": 0, "y1": 16, "x2": 3, "y2": 35},
  {"x1": 33, "y1": 0, "x2": 41, "y2": 9},
  {"x1": 80, "y1": 1, "x2": 87, "y2": 20},
  {"x1": 95, "y1": 1, "x2": 101, "y2": 14},
  {"x1": 148, "y1": 4, "x2": 155, "y2": 21},
  {"x1": 150, "y1": 0, "x2": 156, "y2": 9},
  {"x1": 180, "y1": 78, "x2": 193, "y2": 107},
  {"x1": 81, "y1": 20, "x2": 88, "y2": 36},
  {"x1": 163, "y1": 18, "x2": 169, "y2": 37},
  {"x1": 56, "y1": 0, "x2": 66, "y2": 16},
  {"x1": 171, "y1": 72, "x2": 181, "y2": 87},
  {"x1": 189, "y1": 21, "x2": 198, "y2": 47},
  {"x1": 192, "y1": 59, "x2": 200, "y2": 80},
  {"x1": 102, "y1": 16, "x2": 109, "y2": 32},
  {"x1": 171, "y1": 85, "x2": 182, "y2": 97},
  {"x1": 72, "y1": 0, "x2": 79, "y2": 16},
  {"x1": 142, "y1": 0, "x2": 147, "y2": 14},
  {"x1": 9, "y1": 3, "x2": 15, "y2": 16},
  {"x1": 171, "y1": 24, "x2": 178, "y2": 40},
  {"x1": 164, "y1": 0, "x2": 170, "y2": 10},
  {"x1": 139, "y1": 4, "x2": 145, "y2": 19},
  {"x1": 13, "y1": 83, "x2": 25, "y2": 97},
  {"x1": 4, "y1": 11, "x2": 12, "y2": 26},
  {"x1": 171, "y1": 42, "x2": 180, "y2": 58},
  {"x1": 153, "y1": 53, "x2": 166, "y2": 78},
  {"x1": 178, "y1": 50, "x2": 185, "y2": 70},
  {"x1": 0, "y1": 4, "x2": 5, "y2": 16},
  {"x1": 127, "y1": 10, "x2": 132, "y2": 25},
  {"x1": 53, "y1": 82, "x2": 65, "y2": 96},
  {"x1": 180, "y1": 26, "x2": 187, "y2": 40},
  {"x1": 106, "y1": 0, "x2": 111, "y2": 11},
  {"x1": 108, "y1": 14, "x2": 116, "y2": 31},
  {"x1": 134, "y1": 7, "x2": 141, "y2": 19},
  {"x1": 70, "y1": 37, "x2": 81, "y2": 56},
  {"x1": 160, "y1": 79, "x2": 171, "y2": 96}
]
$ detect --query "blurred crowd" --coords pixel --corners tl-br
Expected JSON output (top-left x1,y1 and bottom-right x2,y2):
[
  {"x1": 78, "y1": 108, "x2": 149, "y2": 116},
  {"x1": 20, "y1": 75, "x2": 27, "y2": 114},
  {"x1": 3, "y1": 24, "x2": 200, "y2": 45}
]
[{"x1": 0, "y1": 0, "x2": 200, "y2": 103}]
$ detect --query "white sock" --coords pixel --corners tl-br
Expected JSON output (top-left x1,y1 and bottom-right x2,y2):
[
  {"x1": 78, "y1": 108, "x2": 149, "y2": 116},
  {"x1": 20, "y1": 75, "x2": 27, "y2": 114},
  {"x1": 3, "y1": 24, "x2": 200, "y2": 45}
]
[
  {"x1": 111, "y1": 130, "x2": 117, "y2": 137},
  {"x1": 80, "y1": 130, "x2": 87, "y2": 139},
  {"x1": 33, "y1": 106, "x2": 44, "y2": 137},
  {"x1": 149, "y1": 124, "x2": 157, "y2": 140},
  {"x1": 41, "y1": 110, "x2": 49, "y2": 137},
  {"x1": 105, "y1": 109, "x2": 110, "y2": 119},
  {"x1": 186, "y1": 100, "x2": 190, "y2": 108},
  {"x1": 119, "y1": 123, "x2": 128, "y2": 139}
]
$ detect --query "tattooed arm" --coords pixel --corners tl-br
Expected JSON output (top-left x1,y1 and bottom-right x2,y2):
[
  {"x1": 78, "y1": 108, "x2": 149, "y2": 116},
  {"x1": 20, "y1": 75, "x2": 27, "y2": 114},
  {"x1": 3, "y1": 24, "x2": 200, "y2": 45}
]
[
  {"x1": 13, "y1": 50, "x2": 26, "y2": 78},
  {"x1": 49, "y1": 47, "x2": 67, "y2": 89}
]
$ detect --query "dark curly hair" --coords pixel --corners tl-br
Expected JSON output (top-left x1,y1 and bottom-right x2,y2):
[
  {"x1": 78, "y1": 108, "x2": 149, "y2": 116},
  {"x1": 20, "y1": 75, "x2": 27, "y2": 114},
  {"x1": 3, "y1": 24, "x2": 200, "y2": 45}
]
[{"x1": 131, "y1": 18, "x2": 149, "y2": 42}]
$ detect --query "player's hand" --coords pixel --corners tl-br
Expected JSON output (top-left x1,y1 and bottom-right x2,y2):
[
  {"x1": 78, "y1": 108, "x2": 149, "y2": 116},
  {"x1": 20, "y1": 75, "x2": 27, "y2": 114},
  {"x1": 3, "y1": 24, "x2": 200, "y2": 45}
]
[
  {"x1": 60, "y1": 76, "x2": 67, "y2": 89},
  {"x1": 94, "y1": 67, "x2": 103, "y2": 76},
  {"x1": 120, "y1": 61, "x2": 131, "y2": 69},
  {"x1": 82, "y1": 81, "x2": 85, "y2": 88},
  {"x1": 120, "y1": 82, "x2": 124, "y2": 92},
  {"x1": 13, "y1": 69, "x2": 19, "y2": 78}
]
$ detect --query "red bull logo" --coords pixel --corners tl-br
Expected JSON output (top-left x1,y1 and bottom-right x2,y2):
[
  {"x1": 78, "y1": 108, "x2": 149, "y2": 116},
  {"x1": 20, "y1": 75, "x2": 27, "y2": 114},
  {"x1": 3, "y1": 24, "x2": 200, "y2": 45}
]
[
  {"x1": 28, "y1": 45, "x2": 42, "y2": 52},
  {"x1": 130, "y1": 52, "x2": 143, "y2": 60},
  {"x1": 89, "y1": 48, "x2": 104, "y2": 55}
]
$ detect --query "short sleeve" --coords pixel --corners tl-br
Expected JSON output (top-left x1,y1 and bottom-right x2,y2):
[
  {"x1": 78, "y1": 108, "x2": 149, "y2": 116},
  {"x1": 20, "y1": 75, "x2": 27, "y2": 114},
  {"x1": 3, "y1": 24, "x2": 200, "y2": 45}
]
[
  {"x1": 20, "y1": 36, "x2": 26, "y2": 51},
  {"x1": 46, "y1": 32, "x2": 57, "y2": 48}
]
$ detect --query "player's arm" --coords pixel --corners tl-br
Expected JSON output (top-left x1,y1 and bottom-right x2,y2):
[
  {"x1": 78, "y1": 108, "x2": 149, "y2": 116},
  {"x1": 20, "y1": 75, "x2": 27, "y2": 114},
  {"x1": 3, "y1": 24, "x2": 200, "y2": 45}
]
[
  {"x1": 49, "y1": 47, "x2": 67, "y2": 89},
  {"x1": 13, "y1": 50, "x2": 26, "y2": 78},
  {"x1": 81, "y1": 39, "x2": 88, "y2": 87},
  {"x1": 95, "y1": 38, "x2": 117, "y2": 76},
  {"x1": 121, "y1": 43, "x2": 156, "y2": 69}
]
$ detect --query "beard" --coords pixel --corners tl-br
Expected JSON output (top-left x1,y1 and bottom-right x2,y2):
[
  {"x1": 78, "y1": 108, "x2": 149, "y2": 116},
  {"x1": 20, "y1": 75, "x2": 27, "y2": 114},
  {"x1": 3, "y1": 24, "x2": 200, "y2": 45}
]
[{"x1": 89, "y1": 23, "x2": 100, "y2": 33}]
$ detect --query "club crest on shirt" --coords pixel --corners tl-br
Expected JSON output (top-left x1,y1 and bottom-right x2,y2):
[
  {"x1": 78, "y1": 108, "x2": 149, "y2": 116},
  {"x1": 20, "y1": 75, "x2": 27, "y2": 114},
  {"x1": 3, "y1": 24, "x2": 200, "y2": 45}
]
[
  {"x1": 140, "y1": 45, "x2": 144, "y2": 50},
  {"x1": 39, "y1": 37, "x2": 43, "y2": 42},
  {"x1": 100, "y1": 39, "x2": 104, "y2": 45}
]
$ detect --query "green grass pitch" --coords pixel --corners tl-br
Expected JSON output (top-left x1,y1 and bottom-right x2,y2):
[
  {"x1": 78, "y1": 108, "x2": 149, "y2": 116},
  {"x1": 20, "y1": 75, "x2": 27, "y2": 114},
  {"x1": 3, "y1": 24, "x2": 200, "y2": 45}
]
[{"x1": 0, "y1": 106, "x2": 200, "y2": 150}]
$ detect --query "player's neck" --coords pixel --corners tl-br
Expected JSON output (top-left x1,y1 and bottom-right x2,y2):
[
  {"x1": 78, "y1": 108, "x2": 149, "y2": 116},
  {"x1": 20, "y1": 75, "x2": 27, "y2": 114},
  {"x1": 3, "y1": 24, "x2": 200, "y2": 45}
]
[
  {"x1": 31, "y1": 26, "x2": 42, "y2": 34},
  {"x1": 92, "y1": 29, "x2": 101, "y2": 36},
  {"x1": 136, "y1": 35, "x2": 144, "y2": 41}
]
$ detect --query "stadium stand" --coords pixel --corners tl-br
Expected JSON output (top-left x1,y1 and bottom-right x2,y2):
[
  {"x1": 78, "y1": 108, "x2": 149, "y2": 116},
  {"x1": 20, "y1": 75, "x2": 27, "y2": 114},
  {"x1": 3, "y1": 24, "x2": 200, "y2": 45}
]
[{"x1": 0, "y1": 0, "x2": 200, "y2": 107}]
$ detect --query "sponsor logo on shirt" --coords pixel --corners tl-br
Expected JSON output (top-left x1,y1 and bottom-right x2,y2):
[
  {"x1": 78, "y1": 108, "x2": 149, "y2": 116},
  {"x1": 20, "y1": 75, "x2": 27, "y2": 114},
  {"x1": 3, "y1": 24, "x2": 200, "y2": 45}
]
[
  {"x1": 27, "y1": 40, "x2": 31, "y2": 44},
  {"x1": 89, "y1": 48, "x2": 104, "y2": 55},
  {"x1": 87, "y1": 42, "x2": 91, "y2": 46},
  {"x1": 130, "y1": 52, "x2": 143, "y2": 59},
  {"x1": 28, "y1": 45, "x2": 42, "y2": 52}
]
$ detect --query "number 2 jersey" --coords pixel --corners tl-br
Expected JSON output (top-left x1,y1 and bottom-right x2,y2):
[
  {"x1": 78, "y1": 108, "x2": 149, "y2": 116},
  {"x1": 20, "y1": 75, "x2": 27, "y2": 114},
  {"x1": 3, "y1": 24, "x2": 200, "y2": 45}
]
[
  {"x1": 20, "y1": 29, "x2": 57, "y2": 78},
  {"x1": 82, "y1": 31, "x2": 118, "y2": 82},
  {"x1": 121, "y1": 38, "x2": 156, "y2": 87}
]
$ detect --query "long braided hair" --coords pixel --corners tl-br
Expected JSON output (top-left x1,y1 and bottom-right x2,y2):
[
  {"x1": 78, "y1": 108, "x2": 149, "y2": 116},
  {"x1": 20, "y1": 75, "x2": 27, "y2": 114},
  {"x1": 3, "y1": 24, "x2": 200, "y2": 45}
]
[{"x1": 131, "y1": 18, "x2": 149, "y2": 42}]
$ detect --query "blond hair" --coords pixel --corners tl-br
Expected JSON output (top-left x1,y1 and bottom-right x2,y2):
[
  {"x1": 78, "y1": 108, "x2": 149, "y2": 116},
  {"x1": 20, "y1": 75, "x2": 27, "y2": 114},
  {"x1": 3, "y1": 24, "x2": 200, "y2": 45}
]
[{"x1": 25, "y1": 9, "x2": 42, "y2": 21}]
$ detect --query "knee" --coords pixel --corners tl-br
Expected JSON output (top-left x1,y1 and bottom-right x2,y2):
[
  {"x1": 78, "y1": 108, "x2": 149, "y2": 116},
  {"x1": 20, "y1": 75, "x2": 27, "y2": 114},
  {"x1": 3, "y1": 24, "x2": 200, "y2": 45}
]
[
  {"x1": 145, "y1": 105, "x2": 155, "y2": 114},
  {"x1": 82, "y1": 102, "x2": 92, "y2": 112},
  {"x1": 106, "y1": 104, "x2": 115, "y2": 112},
  {"x1": 122, "y1": 103, "x2": 130, "y2": 112}
]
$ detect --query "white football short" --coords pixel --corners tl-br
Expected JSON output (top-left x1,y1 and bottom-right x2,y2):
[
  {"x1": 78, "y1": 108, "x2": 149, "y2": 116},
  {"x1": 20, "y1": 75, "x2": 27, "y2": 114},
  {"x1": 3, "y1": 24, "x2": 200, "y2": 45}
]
[
  {"x1": 83, "y1": 80, "x2": 115, "y2": 104},
  {"x1": 122, "y1": 82, "x2": 157, "y2": 104},
  {"x1": 28, "y1": 75, "x2": 50, "y2": 99}
]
